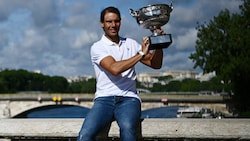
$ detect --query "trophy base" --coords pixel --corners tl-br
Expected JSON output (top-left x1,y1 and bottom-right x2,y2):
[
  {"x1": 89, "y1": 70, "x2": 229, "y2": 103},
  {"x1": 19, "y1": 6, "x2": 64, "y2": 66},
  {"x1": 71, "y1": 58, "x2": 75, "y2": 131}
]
[{"x1": 149, "y1": 34, "x2": 172, "y2": 50}]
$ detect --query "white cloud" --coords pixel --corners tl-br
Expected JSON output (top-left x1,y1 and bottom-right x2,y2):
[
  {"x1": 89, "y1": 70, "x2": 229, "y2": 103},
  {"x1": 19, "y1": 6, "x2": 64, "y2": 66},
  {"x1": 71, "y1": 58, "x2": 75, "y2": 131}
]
[
  {"x1": 73, "y1": 30, "x2": 99, "y2": 48},
  {"x1": 174, "y1": 28, "x2": 197, "y2": 51},
  {"x1": 0, "y1": 0, "x2": 243, "y2": 77},
  {"x1": 164, "y1": 52, "x2": 194, "y2": 70}
]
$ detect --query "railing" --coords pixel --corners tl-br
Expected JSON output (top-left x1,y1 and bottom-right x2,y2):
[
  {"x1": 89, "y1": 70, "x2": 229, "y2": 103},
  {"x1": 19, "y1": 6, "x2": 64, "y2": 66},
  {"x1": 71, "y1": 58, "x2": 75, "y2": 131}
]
[
  {"x1": 0, "y1": 118, "x2": 250, "y2": 141},
  {"x1": 0, "y1": 94, "x2": 231, "y2": 105}
]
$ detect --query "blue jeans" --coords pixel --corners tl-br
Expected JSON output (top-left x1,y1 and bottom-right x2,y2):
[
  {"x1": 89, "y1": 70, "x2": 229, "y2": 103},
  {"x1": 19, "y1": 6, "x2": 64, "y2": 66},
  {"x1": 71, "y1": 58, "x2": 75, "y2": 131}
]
[{"x1": 77, "y1": 96, "x2": 141, "y2": 141}]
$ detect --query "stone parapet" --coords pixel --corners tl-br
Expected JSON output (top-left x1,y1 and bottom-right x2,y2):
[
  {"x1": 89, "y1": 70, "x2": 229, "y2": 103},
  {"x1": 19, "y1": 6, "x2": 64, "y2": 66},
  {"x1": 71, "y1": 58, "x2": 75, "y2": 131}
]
[{"x1": 0, "y1": 118, "x2": 249, "y2": 140}]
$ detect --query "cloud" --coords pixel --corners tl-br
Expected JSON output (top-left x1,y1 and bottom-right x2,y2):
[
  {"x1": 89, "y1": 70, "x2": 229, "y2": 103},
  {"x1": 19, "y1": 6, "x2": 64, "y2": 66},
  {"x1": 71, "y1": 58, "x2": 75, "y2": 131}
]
[
  {"x1": 73, "y1": 30, "x2": 99, "y2": 49},
  {"x1": 0, "y1": 0, "x2": 243, "y2": 77},
  {"x1": 174, "y1": 28, "x2": 197, "y2": 51}
]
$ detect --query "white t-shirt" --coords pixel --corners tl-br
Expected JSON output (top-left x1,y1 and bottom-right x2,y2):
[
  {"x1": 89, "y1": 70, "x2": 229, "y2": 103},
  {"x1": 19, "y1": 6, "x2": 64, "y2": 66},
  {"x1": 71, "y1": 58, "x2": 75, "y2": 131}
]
[{"x1": 91, "y1": 35, "x2": 141, "y2": 100}]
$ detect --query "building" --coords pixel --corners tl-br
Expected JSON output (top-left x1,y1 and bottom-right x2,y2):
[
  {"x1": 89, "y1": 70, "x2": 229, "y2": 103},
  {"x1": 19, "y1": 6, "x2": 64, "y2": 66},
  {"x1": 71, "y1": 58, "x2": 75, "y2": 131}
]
[
  {"x1": 137, "y1": 70, "x2": 215, "y2": 88},
  {"x1": 67, "y1": 75, "x2": 94, "y2": 83},
  {"x1": 162, "y1": 70, "x2": 197, "y2": 80}
]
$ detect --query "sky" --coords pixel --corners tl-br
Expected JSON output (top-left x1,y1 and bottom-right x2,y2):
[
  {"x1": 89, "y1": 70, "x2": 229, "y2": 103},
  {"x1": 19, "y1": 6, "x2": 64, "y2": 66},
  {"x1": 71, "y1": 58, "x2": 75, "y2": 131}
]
[{"x1": 0, "y1": 0, "x2": 243, "y2": 77}]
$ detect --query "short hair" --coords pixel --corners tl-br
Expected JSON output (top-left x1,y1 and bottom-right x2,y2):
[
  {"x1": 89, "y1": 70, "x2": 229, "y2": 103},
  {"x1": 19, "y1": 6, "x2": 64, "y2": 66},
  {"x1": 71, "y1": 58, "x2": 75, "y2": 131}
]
[{"x1": 100, "y1": 6, "x2": 121, "y2": 22}]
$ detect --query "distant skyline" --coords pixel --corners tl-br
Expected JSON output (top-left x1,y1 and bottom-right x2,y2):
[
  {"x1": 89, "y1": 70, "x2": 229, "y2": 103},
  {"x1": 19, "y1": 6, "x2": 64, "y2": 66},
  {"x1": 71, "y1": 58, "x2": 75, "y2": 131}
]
[{"x1": 0, "y1": 0, "x2": 242, "y2": 77}]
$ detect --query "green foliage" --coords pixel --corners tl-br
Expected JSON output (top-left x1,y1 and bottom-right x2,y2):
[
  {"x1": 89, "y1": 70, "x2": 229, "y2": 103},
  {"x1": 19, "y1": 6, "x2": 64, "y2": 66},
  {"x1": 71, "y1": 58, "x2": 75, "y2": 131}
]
[
  {"x1": 166, "y1": 80, "x2": 182, "y2": 92},
  {"x1": 180, "y1": 79, "x2": 201, "y2": 92},
  {"x1": 49, "y1": 76, "x2": 69, "y2": 93},
  {"x1": 0, "y1": 69, "x2": 99, "y2": 94},
  {"x1": 151, "y1": 83, "x2": 166, "y2": 92},
  {"x1": 0, "y1": 69, "x2": 69, "y2": 93},
  {"x1": 0, "y1": 68, "x2": 228, "y2": 95},
  {"x1": 67, "y1": 78, "x2": 96, "y2": 93},
  {"x1": 189, "y1": 0, "x2": 250, "y2": 113},
  {"x1": 68, "y1": 82, "x2": 83, "y2": 93},
  {"x1": 158, "y1": 75, "x2": 173, "y2": 81},
  {"x1": 146, "y1": 77, "x2": 225, "y2": 93},
  {"x1": 80, "y1": 78, "x2": 96, "y2": 93}
]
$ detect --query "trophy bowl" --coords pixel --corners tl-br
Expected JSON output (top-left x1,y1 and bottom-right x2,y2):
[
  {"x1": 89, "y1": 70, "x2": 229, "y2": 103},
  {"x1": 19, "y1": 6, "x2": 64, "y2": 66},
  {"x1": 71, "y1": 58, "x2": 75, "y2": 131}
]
[
  {"x1": 129, "y1": 4, "x2": 173, "y2": 30},
  {"x1": 130, "y1": 3, "x2": 173, "y2": 49}
]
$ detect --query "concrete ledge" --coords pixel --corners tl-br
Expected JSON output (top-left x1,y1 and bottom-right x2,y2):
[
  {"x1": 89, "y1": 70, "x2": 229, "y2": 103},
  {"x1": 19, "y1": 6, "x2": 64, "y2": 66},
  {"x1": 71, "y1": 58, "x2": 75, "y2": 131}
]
[{"x1": 0, "y1": 118, "x2": 250, "y2": 140}]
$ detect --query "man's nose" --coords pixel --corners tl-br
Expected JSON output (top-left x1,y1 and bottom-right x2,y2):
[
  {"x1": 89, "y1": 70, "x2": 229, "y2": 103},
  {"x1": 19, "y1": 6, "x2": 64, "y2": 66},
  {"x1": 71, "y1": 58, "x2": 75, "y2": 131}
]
[{"x1": 111, "y1": 21, "x2": 116, "y2": 26}]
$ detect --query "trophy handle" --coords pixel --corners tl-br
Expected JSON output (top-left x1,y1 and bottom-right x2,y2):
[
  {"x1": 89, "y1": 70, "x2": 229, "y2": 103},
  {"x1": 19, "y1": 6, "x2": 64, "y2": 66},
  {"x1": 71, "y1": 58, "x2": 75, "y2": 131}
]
[{"x1": 129, "y1": 9, "x2": 138, "y2": 17}]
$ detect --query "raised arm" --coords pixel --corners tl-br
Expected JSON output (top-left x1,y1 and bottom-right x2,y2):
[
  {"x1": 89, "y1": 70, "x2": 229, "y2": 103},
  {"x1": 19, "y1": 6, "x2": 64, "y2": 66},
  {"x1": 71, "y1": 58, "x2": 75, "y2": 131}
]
[
  {"x1": 140, "y1": 28, "x2": 165, "y2": 69},
  {"x1": 140, "y1": 49, "x2": 163, "y2": 69},
  {"x1": 99, "y1": 37, "x2": 150, "y2": 76}
]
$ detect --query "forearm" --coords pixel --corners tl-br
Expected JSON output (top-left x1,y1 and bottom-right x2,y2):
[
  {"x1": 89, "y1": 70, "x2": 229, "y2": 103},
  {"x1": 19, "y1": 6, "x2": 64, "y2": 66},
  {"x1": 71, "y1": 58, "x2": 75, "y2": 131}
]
[
  {"x1": 151, "y1": 49, "x2": 163, "y2": 69},
  {"x1": 101, "y1": 53, "x2": 143, "y2": 76},
  {"x1": 141, "y1": 49, "x2": 163, "y2": 69}
]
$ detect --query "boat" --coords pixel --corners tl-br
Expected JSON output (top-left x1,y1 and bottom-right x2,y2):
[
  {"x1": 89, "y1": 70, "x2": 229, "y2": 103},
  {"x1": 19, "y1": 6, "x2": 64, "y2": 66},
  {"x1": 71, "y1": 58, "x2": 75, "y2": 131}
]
[{"x1": 176, "y1": 106, "x2": 212, "y2": 118}]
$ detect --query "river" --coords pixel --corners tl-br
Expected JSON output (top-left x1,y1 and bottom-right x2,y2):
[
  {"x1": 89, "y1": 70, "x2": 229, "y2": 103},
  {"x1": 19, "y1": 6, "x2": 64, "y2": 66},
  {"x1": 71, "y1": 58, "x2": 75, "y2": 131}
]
[{"x1": 14, "y1": 105, "x2": 179, "y2": 118}]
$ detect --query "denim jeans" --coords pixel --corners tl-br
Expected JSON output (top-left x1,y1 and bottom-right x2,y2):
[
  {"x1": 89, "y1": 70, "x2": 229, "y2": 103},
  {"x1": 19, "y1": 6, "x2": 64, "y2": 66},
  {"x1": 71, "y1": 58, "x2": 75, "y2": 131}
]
[{"x1": 77, "y1": 96, "x2": 141, "y2": 141}]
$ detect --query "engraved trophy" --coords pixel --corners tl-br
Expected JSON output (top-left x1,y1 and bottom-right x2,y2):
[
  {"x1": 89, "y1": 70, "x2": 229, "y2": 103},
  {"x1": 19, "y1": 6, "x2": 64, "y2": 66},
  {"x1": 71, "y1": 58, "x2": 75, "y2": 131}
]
[{"x1": 129, "y1": 2, "x2": 173, "y2": 50}]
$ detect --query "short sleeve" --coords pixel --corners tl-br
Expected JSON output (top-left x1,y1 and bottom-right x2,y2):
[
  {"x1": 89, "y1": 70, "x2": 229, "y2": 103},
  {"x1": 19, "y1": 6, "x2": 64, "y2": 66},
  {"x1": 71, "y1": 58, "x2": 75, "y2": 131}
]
[{"x1": 90, "y1": 42, "x2": 109, "y2": 65}]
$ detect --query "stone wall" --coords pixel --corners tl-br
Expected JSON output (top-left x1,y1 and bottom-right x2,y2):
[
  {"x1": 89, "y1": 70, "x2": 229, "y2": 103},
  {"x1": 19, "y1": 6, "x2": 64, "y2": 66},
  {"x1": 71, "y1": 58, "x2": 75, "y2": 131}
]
[{"x1": 0, "y1": 119, "x2": 249, "y2": 140}]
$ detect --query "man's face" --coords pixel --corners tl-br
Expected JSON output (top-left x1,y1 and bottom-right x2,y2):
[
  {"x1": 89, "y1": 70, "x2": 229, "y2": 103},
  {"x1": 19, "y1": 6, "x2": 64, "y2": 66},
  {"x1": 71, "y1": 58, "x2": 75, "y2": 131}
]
[{"x1": 100, "y1": 12, "x2": 121, "y2": 39}]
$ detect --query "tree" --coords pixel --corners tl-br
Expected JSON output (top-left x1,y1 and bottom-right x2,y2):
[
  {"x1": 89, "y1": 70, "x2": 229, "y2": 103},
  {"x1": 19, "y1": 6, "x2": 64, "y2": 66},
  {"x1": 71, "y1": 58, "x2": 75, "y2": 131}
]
[
  {"x1": 68, "y1": 82, "x2": 83, "y2": 93},
  {"x1": 49, "y1": 76, "x2": 69, "y2": 93},
  {"x1": 0, "y1": 69, "x2": 70, "y2": 93},
  {"x1": 80, "y1": 78, "x2": 96, "y2": 93},
  {"x1": 180, "y1": 79, "x2": 201, "y2": 92},
  {"x1": 166, "y1": 80, "x2": 182, "y2": 92},
  {"x1": 189, "y1": 0, "x2": 250, "y2": 115}
]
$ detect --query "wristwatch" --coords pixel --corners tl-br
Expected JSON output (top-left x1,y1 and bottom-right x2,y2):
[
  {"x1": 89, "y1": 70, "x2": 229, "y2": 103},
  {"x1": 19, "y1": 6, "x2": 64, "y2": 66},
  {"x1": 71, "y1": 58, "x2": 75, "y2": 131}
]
[{"x1": 138, "y1": 51, "x2": 145, "y2": 59}]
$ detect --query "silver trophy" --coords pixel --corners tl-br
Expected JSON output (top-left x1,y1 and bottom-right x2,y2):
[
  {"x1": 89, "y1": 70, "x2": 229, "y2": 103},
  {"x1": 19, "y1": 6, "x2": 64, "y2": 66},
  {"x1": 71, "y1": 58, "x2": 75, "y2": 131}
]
[{"x1": 129, "y1": 3, "x2": 173, "y2": 50}]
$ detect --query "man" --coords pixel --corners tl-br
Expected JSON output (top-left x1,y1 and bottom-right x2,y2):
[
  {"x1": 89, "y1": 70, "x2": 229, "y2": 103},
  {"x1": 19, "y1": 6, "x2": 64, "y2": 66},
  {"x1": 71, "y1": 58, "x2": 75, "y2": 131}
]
[{"x1": 78, "y1": 6, "x2": 164, "y2": 141}]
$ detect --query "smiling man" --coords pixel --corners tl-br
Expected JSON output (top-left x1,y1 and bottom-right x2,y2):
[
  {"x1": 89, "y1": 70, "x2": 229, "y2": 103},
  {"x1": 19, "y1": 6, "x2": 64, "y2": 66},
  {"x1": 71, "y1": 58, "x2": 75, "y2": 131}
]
[{"x1": 77, "y1": 6, "x2": 165, "y2": 141}]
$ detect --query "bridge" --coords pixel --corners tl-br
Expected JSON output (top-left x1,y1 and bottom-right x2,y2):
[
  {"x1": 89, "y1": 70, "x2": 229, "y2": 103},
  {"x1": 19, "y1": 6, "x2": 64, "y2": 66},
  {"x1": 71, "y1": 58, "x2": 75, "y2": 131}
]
[
  {"x1": 1, "y1": 93, "x2": 249, "y2": 141},
  {"x1": 0, "y1": 93, "x2": 232, "y2": 118}
]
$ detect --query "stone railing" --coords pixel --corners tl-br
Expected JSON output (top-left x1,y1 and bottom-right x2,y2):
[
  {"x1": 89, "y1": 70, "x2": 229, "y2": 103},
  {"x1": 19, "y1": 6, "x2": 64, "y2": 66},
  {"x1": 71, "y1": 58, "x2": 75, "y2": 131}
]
[{"x1": 0, "y1": 118, "x2": 250, "y2": 140}]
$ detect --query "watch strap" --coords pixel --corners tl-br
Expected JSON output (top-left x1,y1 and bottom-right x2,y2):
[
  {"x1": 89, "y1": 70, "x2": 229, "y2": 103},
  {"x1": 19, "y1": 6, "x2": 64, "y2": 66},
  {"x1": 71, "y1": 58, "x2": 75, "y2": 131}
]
[{"x1": 138, "y1": 51, "x2": 145, "y2": 59}]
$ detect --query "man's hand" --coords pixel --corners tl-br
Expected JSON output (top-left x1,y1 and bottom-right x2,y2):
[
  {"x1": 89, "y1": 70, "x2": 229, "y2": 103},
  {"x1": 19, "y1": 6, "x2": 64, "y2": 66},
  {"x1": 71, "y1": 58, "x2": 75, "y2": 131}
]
[
  {"x1": 141, "y1": 36, "x2": 150, "y2": 54},
  {"x1": 150, "y1": 28, "x2": 166, "y2": 35}
]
